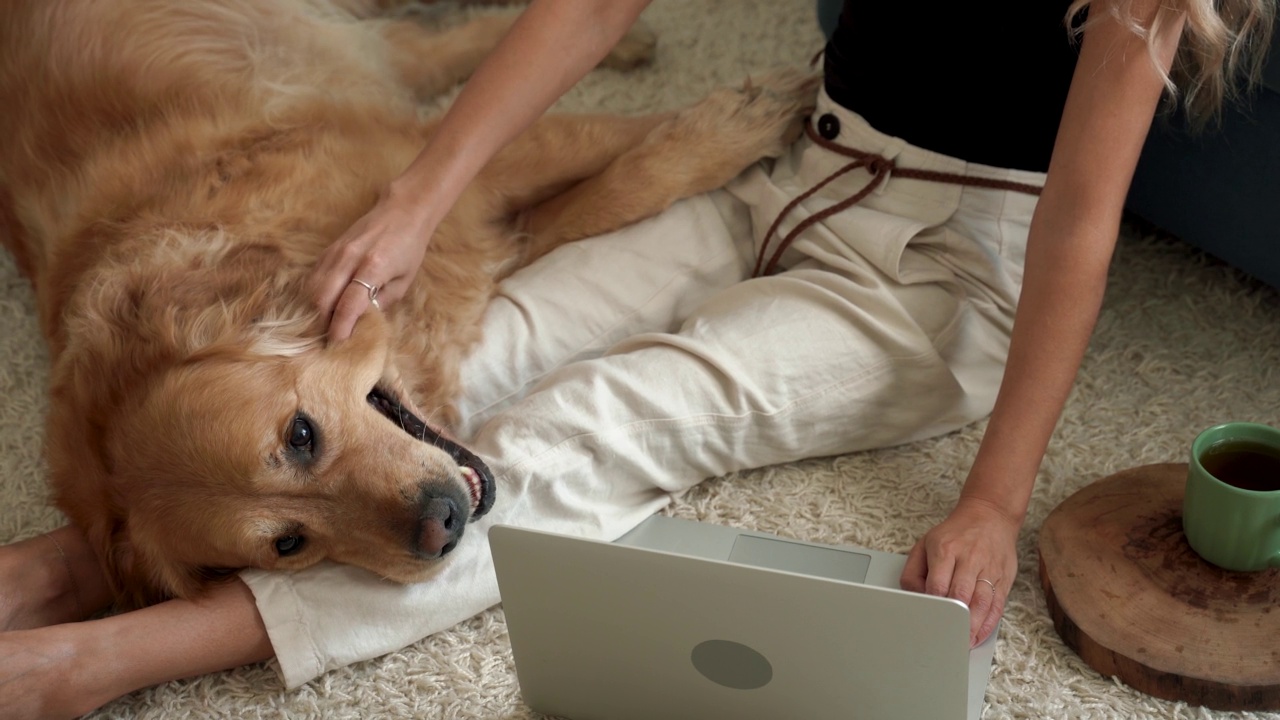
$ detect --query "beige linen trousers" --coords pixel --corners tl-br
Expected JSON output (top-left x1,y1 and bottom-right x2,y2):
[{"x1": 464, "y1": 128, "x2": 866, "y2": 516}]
[{"x1": 243, "y1": 89, "x2": 1046, "y2": 688}]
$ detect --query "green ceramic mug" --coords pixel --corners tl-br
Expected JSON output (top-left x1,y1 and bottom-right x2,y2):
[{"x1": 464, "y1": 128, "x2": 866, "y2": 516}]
[{"x1": 1181, "y1": 422, "x2": 1280, "y2": 572}]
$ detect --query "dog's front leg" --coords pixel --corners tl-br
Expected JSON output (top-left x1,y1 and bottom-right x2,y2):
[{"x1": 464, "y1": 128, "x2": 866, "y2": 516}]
[{"x1": 519, "y1": 67, "x2": 820, "y2": 264}]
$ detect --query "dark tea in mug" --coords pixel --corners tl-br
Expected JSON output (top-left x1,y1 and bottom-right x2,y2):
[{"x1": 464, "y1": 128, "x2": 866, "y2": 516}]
[
  {"x1": 1184, "y1": 422, "x2": 1280, "y2": 571},
  {"x1": 1199, "y1": 439, "x2": 1280, "y2": 492}
]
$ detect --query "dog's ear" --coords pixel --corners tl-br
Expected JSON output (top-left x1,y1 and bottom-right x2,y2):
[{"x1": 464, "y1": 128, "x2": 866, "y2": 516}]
[
  {"x1": 45, "y1": 287, "x2": 207, "y2": 607},
  {"x1": 73, "y1": 511, "x2": 213, "y2": 609},
  {"x1": 44, "y1": 234, "x2": 316, "y2": 605},
  {"x1": 45, "y1": 254, "x2": 183, "y2": 606}
]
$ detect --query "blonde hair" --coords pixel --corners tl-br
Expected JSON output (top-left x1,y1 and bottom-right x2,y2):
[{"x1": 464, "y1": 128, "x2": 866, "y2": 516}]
[{"x1": 1067, "y1": 0, "x2": 1276, "y2": 127}]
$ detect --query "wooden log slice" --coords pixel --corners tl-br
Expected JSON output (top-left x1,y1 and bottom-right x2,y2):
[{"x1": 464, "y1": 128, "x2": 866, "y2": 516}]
[{"x1": 1038, "y1": 463, "x2": 1280, "y2": 711}]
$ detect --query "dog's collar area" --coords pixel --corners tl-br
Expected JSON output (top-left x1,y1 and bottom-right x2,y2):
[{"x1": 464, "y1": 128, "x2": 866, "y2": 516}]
[{"x1": 366, "y1": 387, "x2": 496, "y2": 518}]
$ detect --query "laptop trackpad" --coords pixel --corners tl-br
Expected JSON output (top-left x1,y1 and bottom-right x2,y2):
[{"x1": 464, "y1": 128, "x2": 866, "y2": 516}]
[{"x1": 728, "y1": 535, "x2": 872, "y2": 584}]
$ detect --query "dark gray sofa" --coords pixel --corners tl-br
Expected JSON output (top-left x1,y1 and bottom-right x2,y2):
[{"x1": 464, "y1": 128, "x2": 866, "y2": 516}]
[{"x1": 1126, "y1": 29, "x2": 1280, "y2": 291}]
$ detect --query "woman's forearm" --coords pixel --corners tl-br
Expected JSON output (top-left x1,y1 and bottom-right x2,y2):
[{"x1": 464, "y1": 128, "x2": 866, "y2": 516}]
[
  {"x1": 957, "y1": 0, "x2": 1185, "y2": 523},
  {"x1": 79, "y1": 579, "x2": 273, "y2": 708},
  {"x1": 1, "y1": 578, "x2": 272, "y2": 720},
  {"x1": 959, "y1": 211, "x2": 1114, "y2": 524},
  {"x1": 390, "y1": 0, "x2": 653, "y2": 229}
]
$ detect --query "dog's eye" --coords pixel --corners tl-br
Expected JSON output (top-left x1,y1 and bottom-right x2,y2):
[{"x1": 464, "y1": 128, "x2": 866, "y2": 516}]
[
  {"x1": 288, "y1": 416, "x2": 313, "y2": 449},
  {"x1": 275, "y1": 535, "x2": 305, "y2": 556}
]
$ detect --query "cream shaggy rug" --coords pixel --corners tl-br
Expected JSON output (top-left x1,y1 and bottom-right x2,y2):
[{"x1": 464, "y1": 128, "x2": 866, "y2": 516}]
[{"x1": 3, "y1": 1, "x2": 1279, "y2": 718}]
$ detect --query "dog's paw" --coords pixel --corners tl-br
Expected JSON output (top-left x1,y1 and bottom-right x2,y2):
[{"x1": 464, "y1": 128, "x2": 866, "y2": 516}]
[
  {"x1": 730, "y1": 66, "x2": 822, "y2": 156},
  {"x1": 670, "y1": 66, "x2": 821, "y2": 162},
  {"x1": 599, "y1": 18, "x2": 656, "y2": 71}
]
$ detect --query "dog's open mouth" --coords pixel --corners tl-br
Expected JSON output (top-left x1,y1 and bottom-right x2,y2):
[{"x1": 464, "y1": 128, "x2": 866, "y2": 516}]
[{"x1": 366, "y1": 387, "x2": 496, "y2": 518}]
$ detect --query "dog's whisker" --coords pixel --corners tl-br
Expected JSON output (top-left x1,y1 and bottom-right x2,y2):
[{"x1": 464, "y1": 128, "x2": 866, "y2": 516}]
[
  {"x1": 423, "y1": 405, "x2": 450, "y2": 446},
  {"x1": 392, "y1": 399, "x2": 412, "y2": 434}
]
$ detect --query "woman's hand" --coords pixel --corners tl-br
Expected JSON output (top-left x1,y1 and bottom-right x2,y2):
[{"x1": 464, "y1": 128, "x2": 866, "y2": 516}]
[
  {"x1": 310, "y1": 0, "x2": 655, "y2": 343},
  {"x1": 899, "y1": 496, "x2": 1020, "y2": 647},
  {"x1": 310, "y1": 190, "x2": 435, "y2": 343}
]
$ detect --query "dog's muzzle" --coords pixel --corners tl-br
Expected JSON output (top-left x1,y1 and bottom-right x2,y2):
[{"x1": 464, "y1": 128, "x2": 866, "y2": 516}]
[{"x1": 367, "y1": 387, "x2": 497, "y2": 519}]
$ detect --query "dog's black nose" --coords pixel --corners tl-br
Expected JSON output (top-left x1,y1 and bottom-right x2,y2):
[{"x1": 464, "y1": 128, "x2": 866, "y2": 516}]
[{"x1": 417, "y1": 491, "x2": 464, "y2": 558}]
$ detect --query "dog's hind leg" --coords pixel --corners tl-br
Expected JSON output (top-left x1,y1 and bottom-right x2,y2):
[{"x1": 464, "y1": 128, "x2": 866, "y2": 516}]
[
  {"x1": 518, "y1": 67, "x2": 820, "y2": 265},
  {"x1": 477, "y1": 112, "x2": 675, "y2": 211}
]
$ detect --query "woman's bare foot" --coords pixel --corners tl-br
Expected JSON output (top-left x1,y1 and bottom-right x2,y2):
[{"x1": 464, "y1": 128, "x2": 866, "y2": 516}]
[{"x1": 0, "y1": 526, "x2": 113, "y2": 631}]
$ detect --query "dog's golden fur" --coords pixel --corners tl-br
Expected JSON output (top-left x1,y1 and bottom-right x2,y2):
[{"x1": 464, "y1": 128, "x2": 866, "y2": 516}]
[{"x1": 0, "y1": 0, "x2": 816, "y2": 608}]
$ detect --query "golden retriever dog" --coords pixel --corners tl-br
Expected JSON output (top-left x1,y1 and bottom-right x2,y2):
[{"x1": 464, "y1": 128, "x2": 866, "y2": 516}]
[{"x1": 0, "y1": 0, "x2": 817, "y2": 609}]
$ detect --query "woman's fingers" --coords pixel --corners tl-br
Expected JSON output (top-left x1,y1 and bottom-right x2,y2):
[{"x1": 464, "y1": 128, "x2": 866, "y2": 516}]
[
  {"x1": 958, "y1": 572, "x2": 998, "y2": 646},
  {"x1": 899, "y1": 541, "x2": 929, "y2": 593},
  {"x1": 899, "y1": 520, "x2": 1013, "y2": 649},
  {"x1": 309, "y1": 201, "x2": 433, "y2": 342},
  {"x1": 311, "y1": 236, "x2": 367, "y2": 316},
  {"x1": 328, "y1": 281, "x2": 368, "y2": 343},
  {"x1": 973, "y1": 580, "x2": 1007, "y2": 646},
  {"x1": 327, "y1": 269, "x2": 418, "y2": 342}
]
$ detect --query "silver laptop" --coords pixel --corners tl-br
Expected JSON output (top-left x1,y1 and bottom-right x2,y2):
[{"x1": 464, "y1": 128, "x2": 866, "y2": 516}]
[{"x1": 490, "y1": 515, "x2": 998, "y2": 720}]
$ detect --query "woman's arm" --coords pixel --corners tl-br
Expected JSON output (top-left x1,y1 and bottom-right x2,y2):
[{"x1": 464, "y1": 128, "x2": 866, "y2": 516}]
[
  {"x1": 1, "y1": 575, "x2": 271, "y2": 720},
  {"x1": 312, "y1": 0, "x2": 653, "y2": 342},
  {"x1": 900, "y1": 0, "x2": 1187, "y2": 646}
]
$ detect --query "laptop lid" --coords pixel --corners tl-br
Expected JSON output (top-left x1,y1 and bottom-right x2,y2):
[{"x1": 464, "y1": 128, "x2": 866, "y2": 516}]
[{"x1": 491, "y1": 518, "x2": 992, "y2": 720}]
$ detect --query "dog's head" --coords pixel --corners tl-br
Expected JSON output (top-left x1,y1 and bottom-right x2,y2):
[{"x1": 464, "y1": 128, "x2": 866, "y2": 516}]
[{"x1": 46, "y1": 229, "x2": 495, "y2": 607}]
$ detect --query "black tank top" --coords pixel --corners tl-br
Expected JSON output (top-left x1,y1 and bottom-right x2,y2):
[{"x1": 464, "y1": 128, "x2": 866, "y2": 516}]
[{"x1": 823, "y1": 1, "x2": 1080, "y2": 172}]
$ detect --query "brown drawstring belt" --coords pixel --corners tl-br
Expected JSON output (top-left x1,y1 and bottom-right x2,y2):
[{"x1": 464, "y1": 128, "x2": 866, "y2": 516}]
[{"x1": 751, "y1": 118, "x2": 1045, "y2": 278}]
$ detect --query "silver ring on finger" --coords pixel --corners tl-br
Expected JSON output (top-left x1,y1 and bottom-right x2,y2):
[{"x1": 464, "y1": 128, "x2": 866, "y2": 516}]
[
  {"x1": 977, "y1": 578, "x2": 997, "y2": 593},
  {"x1": 351, "y1": 278, "x2": 381, "y2": 311}
]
